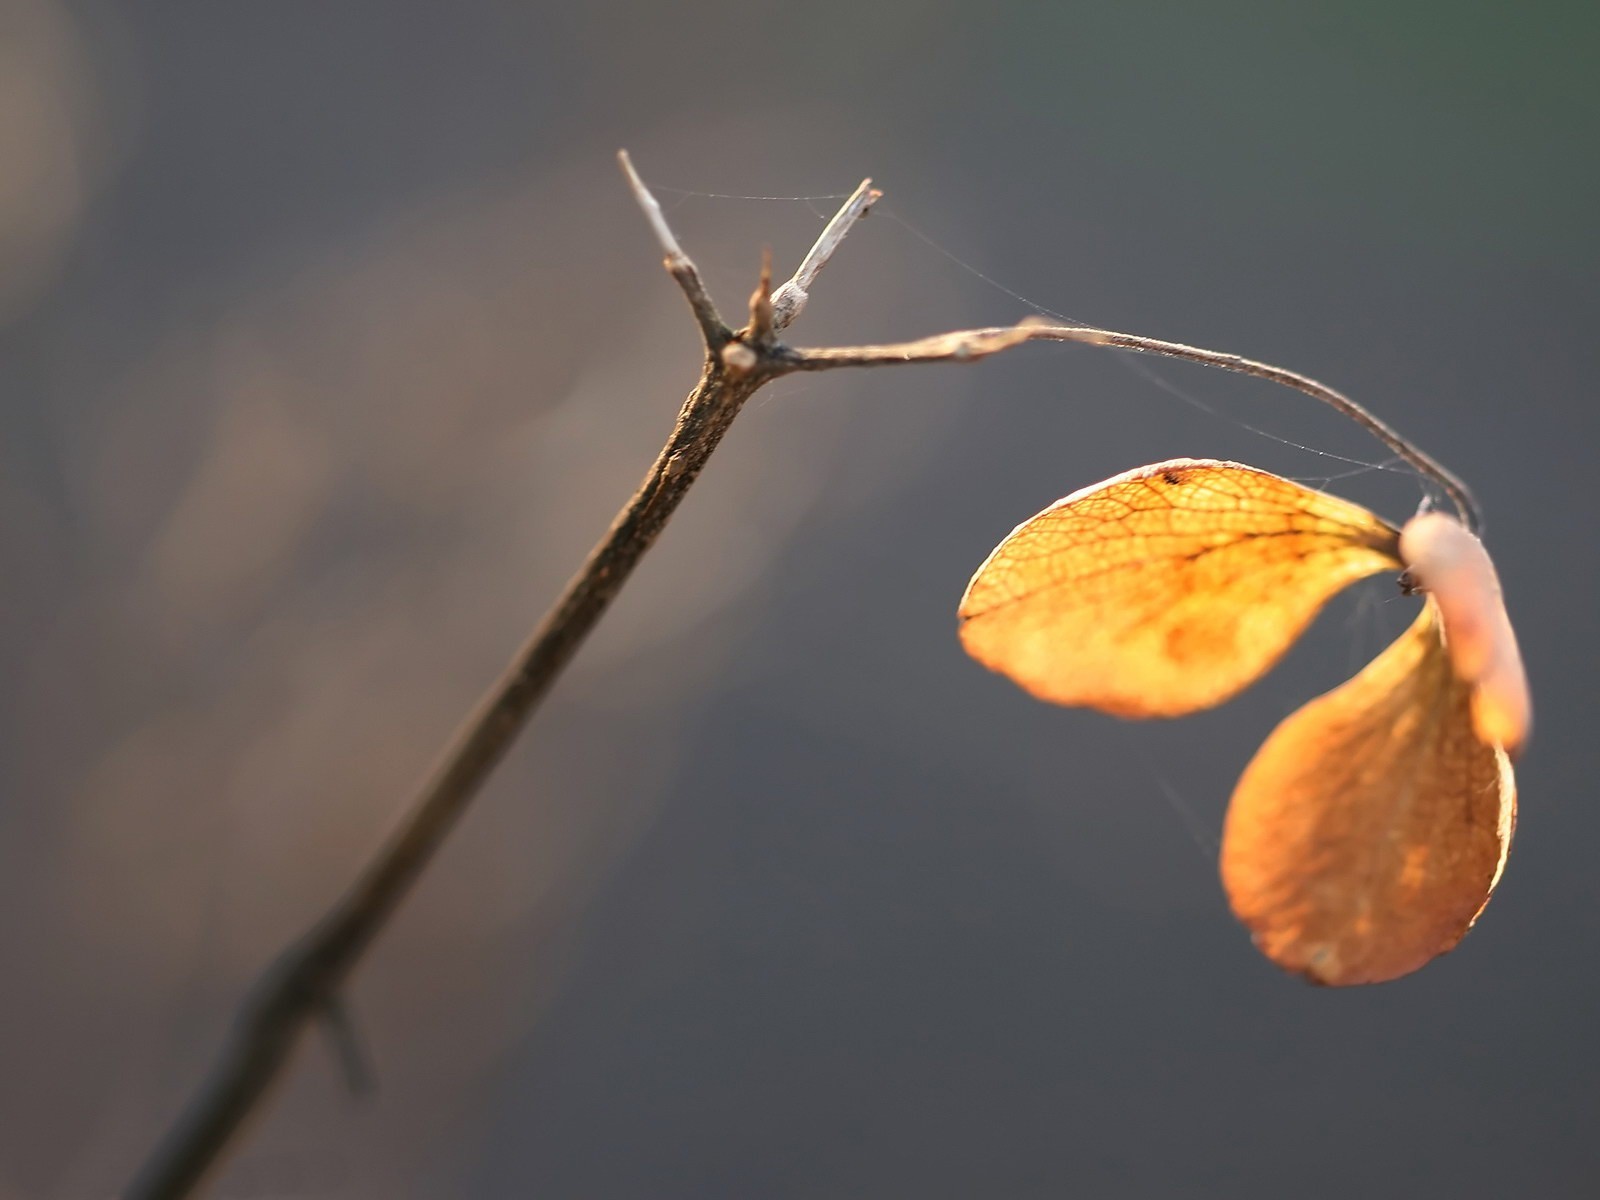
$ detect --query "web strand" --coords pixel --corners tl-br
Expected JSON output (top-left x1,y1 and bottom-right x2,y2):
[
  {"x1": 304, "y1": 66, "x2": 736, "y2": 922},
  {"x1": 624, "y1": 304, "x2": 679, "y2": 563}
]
[{"x1": 878, "y1": 204, "x2": 1422, "y2": 487}]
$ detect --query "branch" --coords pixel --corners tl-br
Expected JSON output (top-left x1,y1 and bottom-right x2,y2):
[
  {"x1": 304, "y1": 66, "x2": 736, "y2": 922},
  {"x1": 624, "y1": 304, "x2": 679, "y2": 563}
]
[
  {"x1": 779, "y1": 323, "x2": 1039, "y2": 369},
  {"x1": 127, "y1": 154, "x2": 1474, "y2": 1199},
  {"x1": 769, "y1": 178, "x2": 879, "y2": 331},
  {"x1": 783, "y1": 318, "x2": 1479, "y2": 530},
  {"x1": 617, "y1": 149, "x2": 728, "y2": 348},
  {"x1": 123, "y1": 159, "x2": 872, "y2": 1200}
]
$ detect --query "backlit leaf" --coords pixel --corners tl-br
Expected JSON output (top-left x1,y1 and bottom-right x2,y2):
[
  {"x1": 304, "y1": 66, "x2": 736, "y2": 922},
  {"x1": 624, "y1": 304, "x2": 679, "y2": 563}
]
[
  {"x1": 1220, "y1": 604, "x2": 1516, "y2": 986},
  {"x1": 959, "y1": 459, "x2": 1402, "y2": 716}
]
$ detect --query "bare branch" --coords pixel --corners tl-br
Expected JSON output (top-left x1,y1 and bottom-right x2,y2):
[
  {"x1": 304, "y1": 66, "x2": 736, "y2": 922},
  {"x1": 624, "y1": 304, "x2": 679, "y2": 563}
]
[
  {"x1": 769, "y1": 178, "x2": 879, "y2": 331},
  {"x1": 614, "y1": 159, "x2": 877, "y2": 346},
  {"x1": 319, "y1": 997, "x2": 375, "y2": 1098},
  {"x1": 782, "y1": 323, "x2": 1037, "y2": 370},
  {"x1": 785, "y1": 318, "x2": 1479, "y2": 531},
  {"x1": 1024, "y1": 322, "x2": 1479, "y2": 529},
  {"x1": 618, "y1": 149, "x2": 728, "y2": 348},
  {"x1": 126, "y1": 155, "x2": 1478, "y2": 1200},
  {"x1": 616, "y1": 149, "x2": 688, "y2": 260},
  {"x1": 126, "y1": 157, "x2": 785, "y2": 1200}
]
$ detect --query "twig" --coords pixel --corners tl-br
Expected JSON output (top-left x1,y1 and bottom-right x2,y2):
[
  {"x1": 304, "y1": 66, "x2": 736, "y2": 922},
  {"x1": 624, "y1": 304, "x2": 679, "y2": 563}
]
[
  {"x1": 617, "y1": 149, "x2": 727, "y2": 347},
  {"x1": 127, "y1": 154, "x2": 1475, "y2": 1199},
  {"x1": 318, "y1": 997, "x2": 374, "y2": 1099},
  {"x1": 123, "y1": 157, "x2": 865, "y2": 1200},
  {"x1": 783, "y1": 318, "x2": 1480, "y2": 530},
  {"x1": 769, "y1": 178, "x2": 879, "y2": 331}
]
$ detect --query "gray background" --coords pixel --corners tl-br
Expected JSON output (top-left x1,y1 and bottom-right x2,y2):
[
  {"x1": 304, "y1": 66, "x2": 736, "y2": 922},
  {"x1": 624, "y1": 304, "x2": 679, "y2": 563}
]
[{"x1": 4, "y1": 1, "x2": 1597, "y2": 1196}]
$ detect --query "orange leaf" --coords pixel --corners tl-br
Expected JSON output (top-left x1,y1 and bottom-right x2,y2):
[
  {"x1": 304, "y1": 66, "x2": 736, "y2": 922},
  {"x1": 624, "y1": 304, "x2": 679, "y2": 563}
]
[
  {"x1": 959, "y1": 459, "x2": 1402, "y2": 716},
  {"x1": 1220, "y1": 605, "x2": 1516, "y2": 985}
]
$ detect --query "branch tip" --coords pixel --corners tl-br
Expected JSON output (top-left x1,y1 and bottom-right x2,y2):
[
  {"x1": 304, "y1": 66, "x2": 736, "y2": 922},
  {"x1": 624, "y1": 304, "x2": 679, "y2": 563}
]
[
  {"x1": 617, "y1": 149, "x2": 686, "y2": 263},
  {"x1": 770, "y1": 177, "x2": 881, "y2": 332},
  {"x1": 616, "y1": 150, "x2": 728, "y2": 348},
  {"x1": 319, "y1": 997, "x2": 376, "y2": 1099},
  {"x1": 746, "y1": 247, "x2": 776, "y2": 343}
]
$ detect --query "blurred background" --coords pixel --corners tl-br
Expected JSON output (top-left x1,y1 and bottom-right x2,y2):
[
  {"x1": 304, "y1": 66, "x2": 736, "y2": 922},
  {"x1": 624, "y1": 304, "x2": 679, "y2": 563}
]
[{"x1": 3, "y1": 1, "x2": 1597, "y2": 1196}]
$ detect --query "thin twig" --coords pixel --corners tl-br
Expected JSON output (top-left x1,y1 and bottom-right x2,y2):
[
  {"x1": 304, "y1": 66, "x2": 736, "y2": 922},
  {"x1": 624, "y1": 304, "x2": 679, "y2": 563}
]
[
  {"x1": 769, "y1": 178, "x2": 879, "y2": 331},
  {"x1": 618, "y1": 149, "x2": 727, "y2": 348},
  {"x1": 780, "y1": 324, "x2": 1039, "y2": 368},
  {"x1": 318, "y1": 997, "x2": 375, "y2": 1098},
  {"x1": 784, "y1": 319, "x2": 1480, "y2": 530},
  {"x1": 123, "y1": 158, "x2": 868, "y2": 1200}
]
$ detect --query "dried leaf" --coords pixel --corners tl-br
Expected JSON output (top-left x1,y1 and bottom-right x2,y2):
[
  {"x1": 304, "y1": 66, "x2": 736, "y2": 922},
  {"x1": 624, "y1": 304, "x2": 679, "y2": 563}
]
[
  {"x1": 1220, "y1": 605, "x2": 1516, "y2": 985},
  {"x1": 959, "y1": 459, "x2": 1402, "y2": 716}
]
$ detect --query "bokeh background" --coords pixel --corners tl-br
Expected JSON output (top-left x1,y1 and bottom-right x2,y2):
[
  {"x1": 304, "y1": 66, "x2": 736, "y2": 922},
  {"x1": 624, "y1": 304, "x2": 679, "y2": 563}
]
[{"x1": 4, "y1": 2, "x2": 1597, "y2": 1196}]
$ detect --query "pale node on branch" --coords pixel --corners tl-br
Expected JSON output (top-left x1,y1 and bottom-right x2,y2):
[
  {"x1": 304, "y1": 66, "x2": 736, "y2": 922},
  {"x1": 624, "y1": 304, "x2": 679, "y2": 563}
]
[{"x1": 721, "y1": 341, "x2": 758, "y2": 375}]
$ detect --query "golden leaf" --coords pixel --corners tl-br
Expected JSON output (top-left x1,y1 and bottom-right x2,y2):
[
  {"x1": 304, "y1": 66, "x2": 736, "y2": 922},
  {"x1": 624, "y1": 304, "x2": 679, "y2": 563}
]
[
  {"x1": 959, "y1": 459, "x2": 1402, "y2": 716},
  {"x1": 1220, "y1": 605, "x2": 1516, "y2": 985},
  {"x1": 960, "y1": 460, "x2": 1531, "y2": 985}
]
